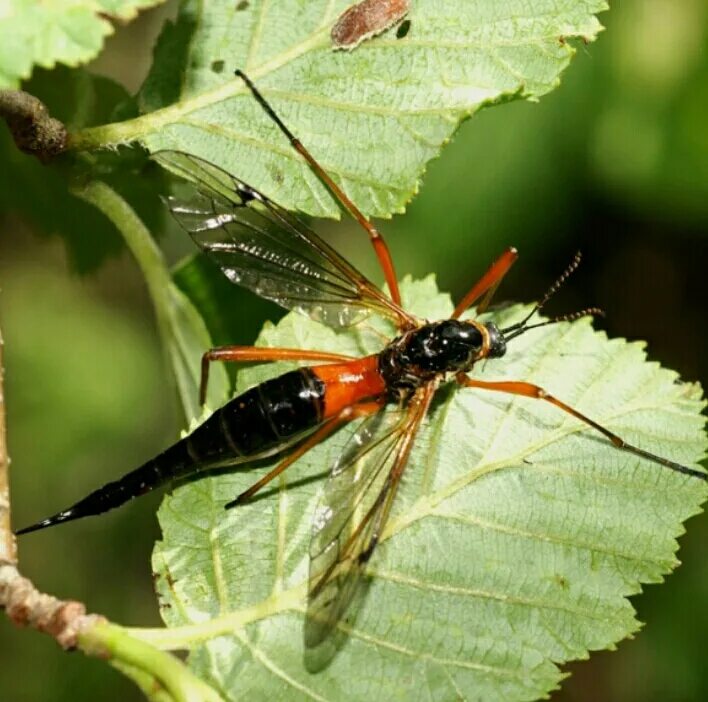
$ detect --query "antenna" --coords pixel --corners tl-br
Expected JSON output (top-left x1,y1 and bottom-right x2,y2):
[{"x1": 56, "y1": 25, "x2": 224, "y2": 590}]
[
  {"x1": 500, "y1": 253, "x2": 603, "y2": 340},
  {"x1": 503, "y1": 307, "x2": 604, "y2": 341}
]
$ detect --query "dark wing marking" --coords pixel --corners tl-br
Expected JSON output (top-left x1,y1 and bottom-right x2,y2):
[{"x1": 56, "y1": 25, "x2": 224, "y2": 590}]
[
  {"x1": 305, "y1": 385, "x2": 434, "y2": 658},
  {"x1": 154, "y1": 150, "x2": 405, "y2": 328}
]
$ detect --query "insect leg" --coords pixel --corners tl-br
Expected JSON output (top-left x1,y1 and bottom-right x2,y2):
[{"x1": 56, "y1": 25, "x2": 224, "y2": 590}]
[
  {"x1": 452, "y1": 247, "x2": 519, "y2": 319},
  {"x1": 235, "y1": 70, "x2": 403, "y2": 306},
  {"x1": 200, "y1": 346, "x2": 355, "y2": 406},
  {"x1": 225, "y1": 400, "x2": 385, "y2": 508},
  {"x1": 456, "y1": 374, "x2": 707, "y2": 480}
]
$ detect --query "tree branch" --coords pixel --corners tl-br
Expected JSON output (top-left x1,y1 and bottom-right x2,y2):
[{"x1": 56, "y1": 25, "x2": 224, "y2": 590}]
[
  {"x1": 1, "y1": 320, "x2": 104, "y2": 650},
  {"x1": 0, "y1": 320, "x2": 224, "y2": 701},
  {"x1": 0, "y1": 325, "x2": 14, "y2": 564},
  {"x1": 0, "y1": 90, "x2": 67, "y2": 162}
]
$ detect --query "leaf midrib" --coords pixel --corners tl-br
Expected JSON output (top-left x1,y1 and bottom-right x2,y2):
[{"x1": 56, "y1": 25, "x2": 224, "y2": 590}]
[
  {"x1": 143, "y1": 386, "x2": 691, "y2": 652},
  {"x1": 72, "y1": 4, "x2": 585, "y2": 150}
]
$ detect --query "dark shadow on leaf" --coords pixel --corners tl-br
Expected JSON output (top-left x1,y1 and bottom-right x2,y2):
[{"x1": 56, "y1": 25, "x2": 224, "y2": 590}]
[
  {"x1": 138, "y1": 10, "x2": 199, "y2": 114},
  {"x1": 232, "y1": 468, "x2": 332, "y2": 507},
  {"x1": 170, "y1": 446, "x2": 332, "y2": 504},
  {"x1": 304, "y1": 572, "x2": 373, "y2": 673},
  {"x1": 429, "y1": 381, "x2": 455, "y2": 414}
]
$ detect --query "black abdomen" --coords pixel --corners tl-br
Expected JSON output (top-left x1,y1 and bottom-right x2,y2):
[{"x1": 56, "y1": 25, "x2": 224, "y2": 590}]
[
  {"x1": 15, "y1": 368, "x2": 326, "y2": 535},
  {"x1": 187, "y1": 368, "x2": 325, "y2": 463}
]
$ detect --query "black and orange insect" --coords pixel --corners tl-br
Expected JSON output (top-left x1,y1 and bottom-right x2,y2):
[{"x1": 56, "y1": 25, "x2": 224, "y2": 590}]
[{"x1": 17, "y1": 71, "x2": 706, "y2": 654}]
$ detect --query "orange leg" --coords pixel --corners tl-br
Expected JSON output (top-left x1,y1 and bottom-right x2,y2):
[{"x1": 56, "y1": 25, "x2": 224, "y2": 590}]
[
  {"x1": 236, "y1": 70, "x2": 402, "y2": 307},
  {"x1": 452, "y1": 247, "x2": 518, "y2": 319},
  {"x1": 225, "y1": 400, "x2": 385, "y2": 508},
  {"x1": 200, "y1": 346, "x2": 356, "y2": 406},
  {"x1": 456, "y1": 374, "x2": 706, "y2": 480}
]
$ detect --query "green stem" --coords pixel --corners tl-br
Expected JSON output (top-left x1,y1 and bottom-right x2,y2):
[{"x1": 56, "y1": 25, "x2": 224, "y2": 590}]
[
  {"x1": 70, "y1": 180, "x2": 172, "y2": 310},
  {"x1": 66, "y1": 71, "x2": 251, "y2": 151},
  {"x1": 111, "y1": 661, "x2": 176, "y2": 702},
  {"x1": 126, "y1": 585, "x2": 304, "y2": 650},
  {"x1": 69, "y1": 179, "x2": 208, "y2": 422},
  {"x1": 81, "y1": 622, "x2": 225, "y2": 702}
]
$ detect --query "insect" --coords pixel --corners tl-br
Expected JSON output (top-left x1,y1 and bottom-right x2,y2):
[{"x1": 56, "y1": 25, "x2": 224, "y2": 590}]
[
  {"x1": 17, "y1": 71, "x2": 706, "y2": 660},
  {"x1": 331, "y1": 0, "x2": 410, "y2": 49}
]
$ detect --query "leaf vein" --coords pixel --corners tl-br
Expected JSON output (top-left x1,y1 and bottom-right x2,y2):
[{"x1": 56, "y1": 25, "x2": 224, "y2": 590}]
[
  {"x1": 368, "y1": 567, "x2": 611, "y2": 621},
  {"x1": 336, "y1": 620, "x2": 527, "y2": 678},
  {"x1": 263, "y1": 87, "x2": 491, "y2": 118},
  {"x1": 234, "y1": 630, "x2": 332, "y2": 701},
  {"x1": 432, "y1": 509, "x2": 667, "y2": 567},
  {"x1": 245, "y1": 0, "x2": 270, "y2": 71},
  {"x1": 179, "y1": 118, "x2": 410, "y2": 194}
]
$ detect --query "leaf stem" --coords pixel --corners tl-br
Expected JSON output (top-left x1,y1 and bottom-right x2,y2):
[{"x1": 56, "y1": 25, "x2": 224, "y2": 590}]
[
  {"x1": 69, "y1": 179, "x2": 224, "y2": 421},
  {"x1": 111, "y1": 661, "x2": 177, "y2": 702},
  {"x1": 127, "y1": 585, "x2": 305, "y2": 649},
  {"x1": 0, "y1": 562, "x2": 229, "y2": 701},
  {"x1": 81, "y1": 622, "x2": 226, "y2": 702},
  {"x1": 70, "y1": 180, "x2": 172, "y2": 308},
  {"x1": 110, "y1": 659, "x2": 175, "y2": 702}
]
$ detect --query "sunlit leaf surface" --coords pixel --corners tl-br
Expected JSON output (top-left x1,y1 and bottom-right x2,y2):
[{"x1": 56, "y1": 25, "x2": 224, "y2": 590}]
[
  {"x1": 130, "y1": 0, "x2": 608, "y2": 217},
  {"x1": 153, "y1": 277, "x2": 707, "y2": 701}
]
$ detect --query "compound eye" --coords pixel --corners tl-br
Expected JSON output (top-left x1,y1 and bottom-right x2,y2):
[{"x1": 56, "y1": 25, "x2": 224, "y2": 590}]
[{"x1": 484, "y1": 323, "x2": 507, "y2": 359}]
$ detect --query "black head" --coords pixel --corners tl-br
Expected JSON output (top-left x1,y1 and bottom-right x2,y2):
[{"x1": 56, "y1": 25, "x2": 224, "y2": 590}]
[{"x1": 485, "y1": 322, "x2": 507, "y2": 359}]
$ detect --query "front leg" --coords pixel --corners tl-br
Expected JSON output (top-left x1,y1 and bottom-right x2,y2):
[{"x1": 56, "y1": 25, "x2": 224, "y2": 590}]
[{"x1": 456, "y1": 373, "x2": 706, "y2": 481}]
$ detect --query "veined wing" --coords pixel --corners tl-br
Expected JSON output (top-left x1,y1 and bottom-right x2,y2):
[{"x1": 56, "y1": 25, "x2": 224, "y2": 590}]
[
  {"x1": 154, "y1": 150, "x2": 408, "y2": 329},
  {"x1": 305, "y1": 384, "x2": 435, "y2": 663}
]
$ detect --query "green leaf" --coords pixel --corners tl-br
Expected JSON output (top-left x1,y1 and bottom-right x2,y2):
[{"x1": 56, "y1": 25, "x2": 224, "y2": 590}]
[
  {"x1": 150, "y1": 277, "x2": 706, "y2": 701},
  {"x1": 75, "y1": 0, "x2": 608, "y2": 218},
  {"x1": 0, "y1": 0, "x2": 167, "y2": 88}
]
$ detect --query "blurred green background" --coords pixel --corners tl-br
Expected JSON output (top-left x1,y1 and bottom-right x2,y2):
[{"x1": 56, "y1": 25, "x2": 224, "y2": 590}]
[{"x1": 1, "y1": 1, "x2": 707, "y2": 700}]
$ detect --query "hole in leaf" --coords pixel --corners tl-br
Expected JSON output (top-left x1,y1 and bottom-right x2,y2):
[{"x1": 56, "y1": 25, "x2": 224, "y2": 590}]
[{"x1": 396, "y1": 19, "x2": 411, "y2": 39}]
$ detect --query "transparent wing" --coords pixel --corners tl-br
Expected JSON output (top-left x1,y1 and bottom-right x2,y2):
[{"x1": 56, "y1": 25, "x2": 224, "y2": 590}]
[
  {"x1": 305, "y1": 385, "x2": 434, "y2": 654},
  {"x1": 154, "y1": 150, "x2": 404, "y2": 328}
]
